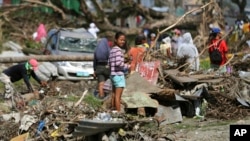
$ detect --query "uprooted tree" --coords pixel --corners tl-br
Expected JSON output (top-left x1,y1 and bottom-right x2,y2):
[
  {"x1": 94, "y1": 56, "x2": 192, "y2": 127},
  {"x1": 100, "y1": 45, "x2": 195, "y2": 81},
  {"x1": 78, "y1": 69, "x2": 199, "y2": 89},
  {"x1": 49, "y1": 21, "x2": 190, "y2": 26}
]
[
  {"x1": 6, "y1": 0, "x2": 247, "y2": 57},
  {"x1": 0, "y1": 0, "x2": 224, "y2": 49}
]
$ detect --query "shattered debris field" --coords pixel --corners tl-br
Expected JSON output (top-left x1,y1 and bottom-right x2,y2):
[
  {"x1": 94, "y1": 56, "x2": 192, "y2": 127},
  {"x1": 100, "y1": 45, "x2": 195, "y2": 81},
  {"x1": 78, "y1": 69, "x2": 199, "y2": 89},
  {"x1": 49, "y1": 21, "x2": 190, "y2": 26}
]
[
  {"x1": 1, "y1": 57, "x2": 250, "y2": 141},
  {"x1": 1, "y1": 0, "x2": 250, "y2": 140}
]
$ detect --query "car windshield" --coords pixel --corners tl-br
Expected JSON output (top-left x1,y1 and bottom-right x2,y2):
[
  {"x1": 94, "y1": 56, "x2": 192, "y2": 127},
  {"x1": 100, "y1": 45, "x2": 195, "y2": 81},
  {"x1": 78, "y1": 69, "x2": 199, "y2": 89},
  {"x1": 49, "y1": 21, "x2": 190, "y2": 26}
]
[{"x1": 58, "y1": 36, "x2": 97, "y2": 53}]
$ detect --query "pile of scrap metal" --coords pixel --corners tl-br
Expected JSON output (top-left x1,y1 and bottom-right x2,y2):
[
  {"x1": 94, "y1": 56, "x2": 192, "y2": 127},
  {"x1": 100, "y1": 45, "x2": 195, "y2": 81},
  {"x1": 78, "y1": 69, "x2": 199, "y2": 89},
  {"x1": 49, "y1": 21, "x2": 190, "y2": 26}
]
[{"x1": 163, "y1": 65, "x2": 250, "y2": 120}]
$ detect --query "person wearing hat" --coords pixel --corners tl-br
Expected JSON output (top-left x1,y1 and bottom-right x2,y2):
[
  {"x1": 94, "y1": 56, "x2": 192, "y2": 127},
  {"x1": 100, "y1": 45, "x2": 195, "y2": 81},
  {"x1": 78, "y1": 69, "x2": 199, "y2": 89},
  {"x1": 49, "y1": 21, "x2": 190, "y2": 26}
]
[
  {"x1": 171, "y1": 28, "x2": 182, "y2": 57},
  {"x1": 148, "y1": 33, "x2": 156, "y2": 48},
  {"x1": 0, "y1": 58, "x2": 47, "y2": 99},
  {"x1": 208, "y1": 27, "x2": 228, "y2": 72},
  {"x1": 160, "y1": 36, "x2": 172, "y2": 58}
]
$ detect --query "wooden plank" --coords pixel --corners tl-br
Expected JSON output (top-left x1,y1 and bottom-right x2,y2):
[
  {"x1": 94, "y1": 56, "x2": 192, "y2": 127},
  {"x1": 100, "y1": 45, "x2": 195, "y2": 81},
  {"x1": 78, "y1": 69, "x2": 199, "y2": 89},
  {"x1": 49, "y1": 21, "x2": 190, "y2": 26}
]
[
  {"x1": 198, "y1": 78, "x2": 224, "y2": 83},
  {"x1": 169, "y1": 75, "x2": 198, "y2": 83},
  {"x1": 165, "y1": 69, "x2": 198, "y2": 84},
  {"x1": 189, "y1": 74, "x2": 216, "y2": 80}
]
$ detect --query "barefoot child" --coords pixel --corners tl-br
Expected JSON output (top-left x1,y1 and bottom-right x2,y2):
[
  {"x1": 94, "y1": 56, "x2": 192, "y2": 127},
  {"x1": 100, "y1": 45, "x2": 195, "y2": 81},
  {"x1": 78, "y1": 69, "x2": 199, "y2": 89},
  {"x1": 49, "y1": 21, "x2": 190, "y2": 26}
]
[{"x1": 108, "y1": 31, "x2": 130, "y2": 112}]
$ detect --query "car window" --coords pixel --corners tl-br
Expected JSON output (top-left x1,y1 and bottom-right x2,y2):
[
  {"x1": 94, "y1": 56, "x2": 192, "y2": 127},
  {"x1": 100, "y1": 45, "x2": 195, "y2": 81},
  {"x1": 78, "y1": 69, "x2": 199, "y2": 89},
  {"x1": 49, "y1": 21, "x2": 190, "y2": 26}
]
[
  {"x1": 46, "y1": 30, "x2": 58, "y2": 51},
  {"x1": 58, "y1": 36, "x2": 97, "y2": 53}
]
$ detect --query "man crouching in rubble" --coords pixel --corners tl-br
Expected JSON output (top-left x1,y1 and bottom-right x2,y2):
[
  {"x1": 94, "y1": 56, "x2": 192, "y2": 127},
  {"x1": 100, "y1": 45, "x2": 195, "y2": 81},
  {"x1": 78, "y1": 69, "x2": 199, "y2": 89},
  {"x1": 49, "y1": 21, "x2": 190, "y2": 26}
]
[{"x1": 0, "y1": 58, "x2": 47, "y2": 99}]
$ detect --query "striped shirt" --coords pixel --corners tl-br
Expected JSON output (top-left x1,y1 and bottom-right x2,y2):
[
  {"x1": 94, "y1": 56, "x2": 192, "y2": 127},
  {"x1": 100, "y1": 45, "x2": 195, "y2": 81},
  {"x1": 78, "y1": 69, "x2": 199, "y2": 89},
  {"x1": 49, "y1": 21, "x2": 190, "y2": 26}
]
[{"x1": 109, "y1": 46, "x2": 129, "y2": 75}]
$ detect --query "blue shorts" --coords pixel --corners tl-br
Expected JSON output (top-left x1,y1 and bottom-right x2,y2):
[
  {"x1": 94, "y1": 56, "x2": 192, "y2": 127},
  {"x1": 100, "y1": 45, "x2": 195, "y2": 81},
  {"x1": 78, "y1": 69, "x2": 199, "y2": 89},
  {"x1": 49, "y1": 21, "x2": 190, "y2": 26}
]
[{"x1": 110, "y1": 75, "x2": 126, "y2": 88}]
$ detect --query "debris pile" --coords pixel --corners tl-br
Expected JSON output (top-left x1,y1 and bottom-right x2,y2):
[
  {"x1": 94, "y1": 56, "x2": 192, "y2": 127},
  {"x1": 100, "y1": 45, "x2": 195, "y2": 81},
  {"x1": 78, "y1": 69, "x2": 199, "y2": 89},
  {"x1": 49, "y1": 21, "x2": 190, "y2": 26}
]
[
  {"x1": 206, "y1": 93, "x2": 250, "y2": 120},
  {"x1": 1, "y1": 45, "x2": 250, "y2": 140}
]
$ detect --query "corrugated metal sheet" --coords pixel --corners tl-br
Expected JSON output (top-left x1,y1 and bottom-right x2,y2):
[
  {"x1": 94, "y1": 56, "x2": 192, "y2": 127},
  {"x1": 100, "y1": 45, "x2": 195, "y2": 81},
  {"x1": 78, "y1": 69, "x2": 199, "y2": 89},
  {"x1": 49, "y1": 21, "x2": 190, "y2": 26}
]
[{"x1": 72, "y1": 119, "x2": 126, "y2": 137}]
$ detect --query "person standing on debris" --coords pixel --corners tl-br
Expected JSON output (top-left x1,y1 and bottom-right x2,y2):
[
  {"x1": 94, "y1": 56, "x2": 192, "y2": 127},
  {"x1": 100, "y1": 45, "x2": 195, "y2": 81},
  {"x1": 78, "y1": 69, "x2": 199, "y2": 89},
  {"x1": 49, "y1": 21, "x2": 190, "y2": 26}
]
[
  {"x1": 128, "y1": 34, "x2": 147, "y2": 73},
  {"x1": 177, "y1": 32, "x2": 200, "y2": 71},
  {"x1": 171, "y1": 28, "x2": 182, "y2": 57},
  {"x1": 0, "y1": 59, "x2": 47, "y2": 98},
  {"x1": 208, "y1": 27, "x2": 228, "y2": 72},
  {"x1": 148, "y1": 33, "x2": 156, "y2": 48},
  {"x1": 160, "y1": 36, "x2": 172, "y2": 63},
  {"x1": 33, "y1": 23, "x2": 47, "y2": 44},
  {"x1": 87, "y1": 22, "x2": 100, "y2": 39},
  {"x1": 109, "y1": 31, "x2": 130, "y2": 112},
  {"x1": 93, "y1": 37, "x2": 112, "y2": 99}
]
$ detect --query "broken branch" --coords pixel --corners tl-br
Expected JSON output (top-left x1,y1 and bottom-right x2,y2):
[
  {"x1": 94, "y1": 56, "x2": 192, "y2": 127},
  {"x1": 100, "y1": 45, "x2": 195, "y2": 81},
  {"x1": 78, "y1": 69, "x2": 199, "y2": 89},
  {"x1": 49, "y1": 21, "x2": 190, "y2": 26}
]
[{"x1": 74, "y1": 90, "x2": 88, "y2": 107}]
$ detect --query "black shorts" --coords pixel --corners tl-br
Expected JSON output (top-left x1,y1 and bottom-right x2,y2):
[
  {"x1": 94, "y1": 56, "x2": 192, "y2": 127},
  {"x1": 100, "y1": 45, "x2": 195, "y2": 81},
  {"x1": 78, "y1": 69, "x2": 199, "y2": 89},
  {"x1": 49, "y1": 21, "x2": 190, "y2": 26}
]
[{"x1": 95, "y1": 65, "x2": 110, "y2": 82}]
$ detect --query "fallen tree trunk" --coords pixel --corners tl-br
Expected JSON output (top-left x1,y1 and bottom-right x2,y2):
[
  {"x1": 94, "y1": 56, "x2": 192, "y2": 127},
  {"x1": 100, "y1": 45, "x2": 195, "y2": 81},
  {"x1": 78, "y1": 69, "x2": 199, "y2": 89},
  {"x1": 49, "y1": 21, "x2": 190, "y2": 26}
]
[{"x1": 0, "y1": 55, "x2": 94, "y2": 63}]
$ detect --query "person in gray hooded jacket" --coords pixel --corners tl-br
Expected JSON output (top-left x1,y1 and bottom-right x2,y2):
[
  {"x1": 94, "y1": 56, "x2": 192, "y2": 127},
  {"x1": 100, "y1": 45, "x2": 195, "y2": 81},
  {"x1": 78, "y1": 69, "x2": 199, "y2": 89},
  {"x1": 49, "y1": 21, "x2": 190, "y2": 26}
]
[{"x1": 176, "y1": 32, "x2": 200, "y2": 71}]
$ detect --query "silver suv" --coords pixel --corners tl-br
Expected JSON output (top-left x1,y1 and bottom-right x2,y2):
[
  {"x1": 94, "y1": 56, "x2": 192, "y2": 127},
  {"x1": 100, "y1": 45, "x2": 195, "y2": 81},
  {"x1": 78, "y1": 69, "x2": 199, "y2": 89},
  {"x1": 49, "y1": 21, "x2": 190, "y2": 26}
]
[{"x1": 44, "y1": 28, "x2": 97, "y2": 80}]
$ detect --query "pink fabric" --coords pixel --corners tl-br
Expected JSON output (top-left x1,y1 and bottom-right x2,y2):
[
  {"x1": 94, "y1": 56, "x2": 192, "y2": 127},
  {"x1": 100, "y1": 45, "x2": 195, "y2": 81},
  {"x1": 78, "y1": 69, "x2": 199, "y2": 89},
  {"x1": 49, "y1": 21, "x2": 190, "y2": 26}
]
[{"x1": 35, "y1": 24, "x2": 47, "y2": 42}]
